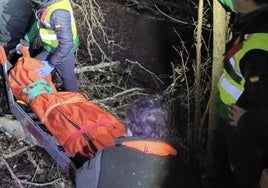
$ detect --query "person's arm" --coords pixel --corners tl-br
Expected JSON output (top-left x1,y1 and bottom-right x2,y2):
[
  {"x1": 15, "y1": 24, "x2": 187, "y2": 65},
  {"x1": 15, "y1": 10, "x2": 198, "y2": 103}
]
[
  {"x1": 228, "y1": 104, "x2": 247, "y2": 126},
  {"x1": 236, "y1": 49, "x2": 268, "y2": 142},
  {"x1": 0, "y1": 0, "x2": 34, "y2": 50},
  {"x1": 24, "y1": 21, "x2": 39, "y2": 43},
  {"x1": 15, "y1": 20, "x2": 38, "y2": 54},
  {"x1": 47, "y1": 10, "x2": 74, "y2": 66}
]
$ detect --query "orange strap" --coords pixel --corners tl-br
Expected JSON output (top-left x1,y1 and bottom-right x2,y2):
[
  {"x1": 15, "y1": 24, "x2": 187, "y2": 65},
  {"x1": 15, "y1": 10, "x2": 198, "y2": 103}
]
[
  {"x1": 0, "y1": 45, "x2": 29, "y2": 65},
  {"x1": 41, "y1": 95, "x2": 88, "y2": 123},
  {"x1": 122, "y1": 140, "x2": 177, "y2": 157},
  {"x1": 0, "y1": 46, "x2": 7, "y2": 65},
  {"x1": 19, "y1": 45, "x2": 30, "y2": 57},
  {"x1": 63, "y1": 119, "x2": 112, "y2": 149}
]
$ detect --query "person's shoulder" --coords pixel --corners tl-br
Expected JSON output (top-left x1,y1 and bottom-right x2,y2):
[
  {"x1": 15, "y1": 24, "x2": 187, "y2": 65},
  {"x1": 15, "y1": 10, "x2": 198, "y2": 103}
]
[
  {"x1": 240, "y1": 48, "x2": 268, "y2": 74},
  {"x1": 76, "y1": 137, "x2": 193, "y2": 188},
  {"x1": 50, "y1": 9, "x2": 72, "y2": 23}
]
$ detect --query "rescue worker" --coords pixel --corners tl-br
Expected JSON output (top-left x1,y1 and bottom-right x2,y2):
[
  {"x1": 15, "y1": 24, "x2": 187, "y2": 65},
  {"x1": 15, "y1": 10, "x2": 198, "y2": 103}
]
[
  {"x1": 75, "y1": 96, "x2": 193, "y2": 188},
  {"x1": 214, "y1": 0, "x2": 268, "y2": 187},
  {"x1": 0, "y1": 0, "x2": 33, "y2": 62},
  {"x1": 0, "y1": 0, "x2": 33, "y2": 114},
  {"x1": 17, "y1": 0, "x2": 80, "y2": 92}
]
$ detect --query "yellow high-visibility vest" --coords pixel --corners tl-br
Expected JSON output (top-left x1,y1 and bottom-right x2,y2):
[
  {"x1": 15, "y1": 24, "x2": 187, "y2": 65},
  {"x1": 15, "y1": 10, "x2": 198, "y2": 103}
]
[
  {"x1": 218, "y1": 33, "x2": 268, "y2": 105},
  {"x1": 38, "y1": 0, "x2": 79, "y2": 52}
]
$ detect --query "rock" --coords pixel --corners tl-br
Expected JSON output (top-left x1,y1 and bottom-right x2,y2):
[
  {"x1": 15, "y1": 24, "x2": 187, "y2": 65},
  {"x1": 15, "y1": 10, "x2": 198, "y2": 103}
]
[{"x1": 0, "y1": 115, "x2": 38, "y2": 145}]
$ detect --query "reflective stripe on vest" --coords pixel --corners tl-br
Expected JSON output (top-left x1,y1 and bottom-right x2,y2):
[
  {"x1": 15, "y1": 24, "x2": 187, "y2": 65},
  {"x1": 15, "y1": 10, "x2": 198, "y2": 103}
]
[
  {"x1": 218, "y1": 74, "x2": 243, "y2": 104},
  {"x1": 218, "y1": 33, "x2": 268, "y2": 105},
  {"x1": 39, "y1": 0, "x2": 79, "y2": 52}
]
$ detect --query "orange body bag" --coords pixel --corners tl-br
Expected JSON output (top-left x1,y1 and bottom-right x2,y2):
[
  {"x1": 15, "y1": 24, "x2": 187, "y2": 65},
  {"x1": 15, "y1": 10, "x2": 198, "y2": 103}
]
[
  {"x1": 30, "y1": 92, "x2": 125, "y2": 158},
  {"x1": 8, "y1": 56, "x2": 57, "y2": 103},
  {"x1": 6, "y1": 47, "x2": 125, "y2": 158}
]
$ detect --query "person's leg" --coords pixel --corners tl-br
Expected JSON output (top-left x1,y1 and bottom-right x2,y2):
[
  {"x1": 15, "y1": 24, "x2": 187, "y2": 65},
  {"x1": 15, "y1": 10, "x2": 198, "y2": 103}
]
[
  {"x1": 55, "y1": 53, "x2": 79, "y2": 92},
  {"x1": 226, "y1": 127, "x2": 265, "y2": 188},
  {"x1": 213, "y1": 121, "x2": 237, "y2": 188}
]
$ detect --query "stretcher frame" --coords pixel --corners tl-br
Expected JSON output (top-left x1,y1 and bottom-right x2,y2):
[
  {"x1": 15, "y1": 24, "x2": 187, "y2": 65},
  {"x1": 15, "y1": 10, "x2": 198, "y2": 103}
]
[{"x1": 0, "y1": 46, "x2": 77, "y2": 181}]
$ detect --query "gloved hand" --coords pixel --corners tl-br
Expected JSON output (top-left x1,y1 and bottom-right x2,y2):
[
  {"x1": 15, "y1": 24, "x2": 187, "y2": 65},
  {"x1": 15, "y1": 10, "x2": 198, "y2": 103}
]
[
  {"x1": 16, "y1": 39, "x2": 29, "y2": 54},
  {"x1": 36, "y1": 61, "x2": 55, "y2": 77}
]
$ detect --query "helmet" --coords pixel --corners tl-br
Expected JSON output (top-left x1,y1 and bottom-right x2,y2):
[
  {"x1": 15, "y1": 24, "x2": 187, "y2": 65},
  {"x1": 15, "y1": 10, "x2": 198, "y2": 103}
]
[
  {"x1": 218, "y1": 0, "x2": 235, "y2": 12},
  {"x1": 31, "y1": 0, "x2": 51, "y2": 4},
  {"x1": 30, "y1": 0, "x2": 56, "y2": 8}
]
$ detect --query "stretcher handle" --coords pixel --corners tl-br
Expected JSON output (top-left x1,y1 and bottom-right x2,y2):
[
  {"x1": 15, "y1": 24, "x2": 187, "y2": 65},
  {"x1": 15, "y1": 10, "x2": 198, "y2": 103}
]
[
  {"x1": 0, "y1": 46, "x2": 8, "y2": 66},
  {"x1": 19, "y1": 45, "x2": 30, "y2": 58},
  {"x1": 0, "y1": 45, "x2": 30, "y2": 66}
]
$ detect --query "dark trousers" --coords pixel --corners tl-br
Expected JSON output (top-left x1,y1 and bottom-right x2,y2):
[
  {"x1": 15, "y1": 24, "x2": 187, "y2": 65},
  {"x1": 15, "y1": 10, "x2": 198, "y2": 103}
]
[
  {"x1": 35, "y1": 51, "x2": 79, "y2": 92},
  {"x1": 213, "y1": 120, "x2": 266, "y2": 188}
]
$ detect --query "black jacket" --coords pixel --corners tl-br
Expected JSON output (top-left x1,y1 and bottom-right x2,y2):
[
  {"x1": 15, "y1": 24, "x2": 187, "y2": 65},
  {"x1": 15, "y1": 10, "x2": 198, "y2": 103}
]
[
  {"x1": 234, "y1": 7, "x2": 268, "y2": 154},
  {"x1": 0, "y1": 0, "x2": 33, "y2": 51},
  {"x1": 75, "y1": 137, "x2": 193, "y2": 188}
]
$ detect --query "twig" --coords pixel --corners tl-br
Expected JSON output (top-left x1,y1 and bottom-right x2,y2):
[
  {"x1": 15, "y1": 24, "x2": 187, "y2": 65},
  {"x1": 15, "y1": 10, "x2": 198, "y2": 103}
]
[
  {"x1": 3, "y1": 146, "x2": 30, "y2": 159},
  {"x1": 31, "y1": 163, "x2": 40, "y2": 182},
  {"x1": 0, "y1": 157, "x2": 24, "y2": 188},
  {"x1": 94, "y1": 87, "x2": 145, "y2": 103},
  {"x1": 154, "y1": 5, "x2": 190, "y2": 25},
  {"x1": 1, "y1": 155, "x2": 64, "y2": 187},
  {"x1": 20, "y1": 178, "x2": 63, "y2": 186},
  {"x1": 125, "y1": 59, "x2": 165, "y2": 85},
  {"x1": 71, "y1": 0, "x2": 109, "y2": 62},
  {"x1": 75, "y1": 61, "x2": 119, "y2": 74}
]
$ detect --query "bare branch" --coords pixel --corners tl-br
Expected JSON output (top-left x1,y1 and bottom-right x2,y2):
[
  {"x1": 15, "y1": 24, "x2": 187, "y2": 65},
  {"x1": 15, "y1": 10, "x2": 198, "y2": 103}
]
[
  {"x1": 3, "y1": 146, "x2": 30, "y2": 159},
  {"x1": 0, "y1": 157, "x2": 24, "y2": 188},
  {"x1": 154, "y1": 5, "x2": 190, "y2": 25},
  {"x1": 75, "y1": 61, "x2": 119, "y2": 74},
  {"x1": 125, "y1": 59, "x2": 165, "y2": 85}
]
